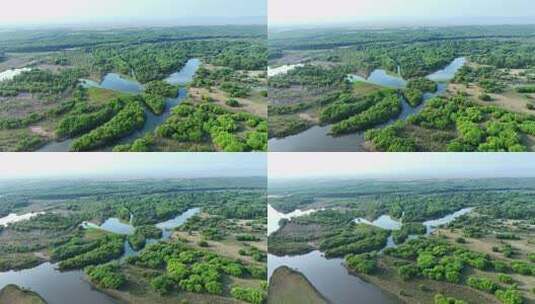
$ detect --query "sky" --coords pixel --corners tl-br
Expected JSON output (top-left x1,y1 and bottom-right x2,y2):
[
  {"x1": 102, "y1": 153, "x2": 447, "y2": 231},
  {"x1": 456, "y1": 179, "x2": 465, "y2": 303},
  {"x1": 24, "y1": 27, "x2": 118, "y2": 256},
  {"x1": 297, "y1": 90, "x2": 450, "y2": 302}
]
[
  {"x1": 0, "y1": 153, "x2": 266, "y2": 179},
  {"x1": 269, "y1": 0, "x2": 535, "y2": 26},
  {"x1": 269, "y1": 153, "x2": 535, "y2": 180},
  {"x1": 0, "y1": 0, "x2": 266, "y2": 26}
]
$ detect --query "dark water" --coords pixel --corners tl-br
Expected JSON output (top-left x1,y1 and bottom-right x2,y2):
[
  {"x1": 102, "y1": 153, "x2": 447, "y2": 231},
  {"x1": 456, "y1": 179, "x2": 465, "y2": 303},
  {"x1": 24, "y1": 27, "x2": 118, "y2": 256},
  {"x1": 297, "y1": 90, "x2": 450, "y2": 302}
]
[
  {"x1": 269, "y1": 58, "x2": 464, "y2": 152},
  {"x1": 269, "y1": 251, "x2": 400, "y2": 304},
  {"x1": 0, "y1": 263, "x2": 117, "y2": 304},
  {"x1": 0, "y1": 208, "x2": 200, "y2": 304},
  {"x1": 37, "y1": 59, "x2": 201, "y2": 152}
]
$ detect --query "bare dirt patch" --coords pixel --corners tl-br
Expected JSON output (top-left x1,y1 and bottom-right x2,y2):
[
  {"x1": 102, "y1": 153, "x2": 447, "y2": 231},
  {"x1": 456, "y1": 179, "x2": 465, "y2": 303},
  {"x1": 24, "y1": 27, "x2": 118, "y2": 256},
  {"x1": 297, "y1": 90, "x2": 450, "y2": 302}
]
[
  {"x1": 0, "y1": 94, "x2": 52, "y2": 119},
  {"x1": 188, "y1": 87, "x2": 267, "y2": 117},
  {"x1": 0, "y1": 54, "x2": 36, "y2": 72},
  {"x1": 448, "y1": 82, "x2": 535, "y2": 116},
  {"x1": 173, "y1": 230, "x2": 265, "y2": 266}
]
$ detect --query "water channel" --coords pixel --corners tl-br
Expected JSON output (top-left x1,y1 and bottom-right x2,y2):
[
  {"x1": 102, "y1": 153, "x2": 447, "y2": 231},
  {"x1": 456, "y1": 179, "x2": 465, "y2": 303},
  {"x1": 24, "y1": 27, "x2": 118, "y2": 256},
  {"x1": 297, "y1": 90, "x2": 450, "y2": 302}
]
[
  {"x1": 268, "y1": 204, "x2": 474, "y2": 304},
  {"x1": 0, "y1": 207, "x2": 200, "y2": 304},
  {"x1": 269, "y1": 58, "x2": 466, "y2": 152},
  {"x1": 37, "y1": 59, "x2": 201, "y2": 152}
]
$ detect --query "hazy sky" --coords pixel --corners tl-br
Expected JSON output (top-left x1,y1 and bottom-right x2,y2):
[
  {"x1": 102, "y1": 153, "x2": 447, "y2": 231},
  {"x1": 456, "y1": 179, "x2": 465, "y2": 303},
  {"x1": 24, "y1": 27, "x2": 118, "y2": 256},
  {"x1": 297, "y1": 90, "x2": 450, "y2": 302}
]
[
  {"x1": 0, "y1": 0, "x2": 266, "y2": 26},
  {"x1": 0, "y1": 153, "x2": 266, "y2": 179},
  {"x1": 269, "y1": 153, "x2": 535, "y2": 179},
  {"x1": 269, "y1": 0, "x2": 535, "y2": 26}
]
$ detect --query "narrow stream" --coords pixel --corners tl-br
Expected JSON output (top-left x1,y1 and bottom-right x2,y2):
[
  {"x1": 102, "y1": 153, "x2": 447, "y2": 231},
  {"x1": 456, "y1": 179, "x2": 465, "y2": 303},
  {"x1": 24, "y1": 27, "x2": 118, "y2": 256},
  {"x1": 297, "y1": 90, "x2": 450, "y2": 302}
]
[
  {"x1": 37, "y1": 59, "x2": 200, "y2": 152},
  {"x1": 268, "y1": 204, "x2": 474, "y2": 304},
  {"x1": 0, "y1": 208, "x2": 200, "y2": 304},
  {"x1": 269, "y1": 58, "x2": 465, "y2": 152}
]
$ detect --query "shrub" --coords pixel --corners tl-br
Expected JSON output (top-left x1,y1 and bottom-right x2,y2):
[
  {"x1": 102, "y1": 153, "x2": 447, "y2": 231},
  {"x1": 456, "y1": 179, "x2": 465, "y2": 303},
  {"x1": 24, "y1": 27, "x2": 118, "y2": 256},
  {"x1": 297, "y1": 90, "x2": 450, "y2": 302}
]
[
  {"x1": 479, "y1": 93, "x2": 492, "y2": 101},
  {"x1": 225, "y1": 99, "x2": 240, "y2": 107}
]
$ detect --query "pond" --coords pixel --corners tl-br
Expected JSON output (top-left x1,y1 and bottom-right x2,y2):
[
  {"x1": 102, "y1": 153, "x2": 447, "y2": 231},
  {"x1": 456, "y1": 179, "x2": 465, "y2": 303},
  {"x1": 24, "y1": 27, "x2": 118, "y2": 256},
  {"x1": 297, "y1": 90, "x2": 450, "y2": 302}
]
[
  {"x1": 0, "y1": 207, "x2": 200, "y2": 304},
  {"x1": 354, "y1": 214, "x2": 402, "y2": 230},
  {"x1": 269, "y1": 58, "x2": 465, "y2": 152},
  {"x1": 37, "y1": 59, "x2": 201, "y2": 152},
  {"x1": 348, "y1": 69, "x2": 407, "y2": 89}
]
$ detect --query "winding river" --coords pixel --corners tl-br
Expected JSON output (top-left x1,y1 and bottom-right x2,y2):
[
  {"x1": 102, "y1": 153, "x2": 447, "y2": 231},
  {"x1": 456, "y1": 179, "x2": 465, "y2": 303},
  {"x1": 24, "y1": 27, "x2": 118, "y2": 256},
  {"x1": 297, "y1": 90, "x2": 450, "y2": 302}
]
[
  {"x1": 269, "y1": 58, "x2": 465, "y2": 152},
  {"x1": 0, "y1": 208, "x2": 200, "y2": 304},
  {"x1": 268, "y1": 204, "x2": 474, "y2": 304},
  {"x1": 37, "y1": 59, "x2": 201, "y2": 152}
]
